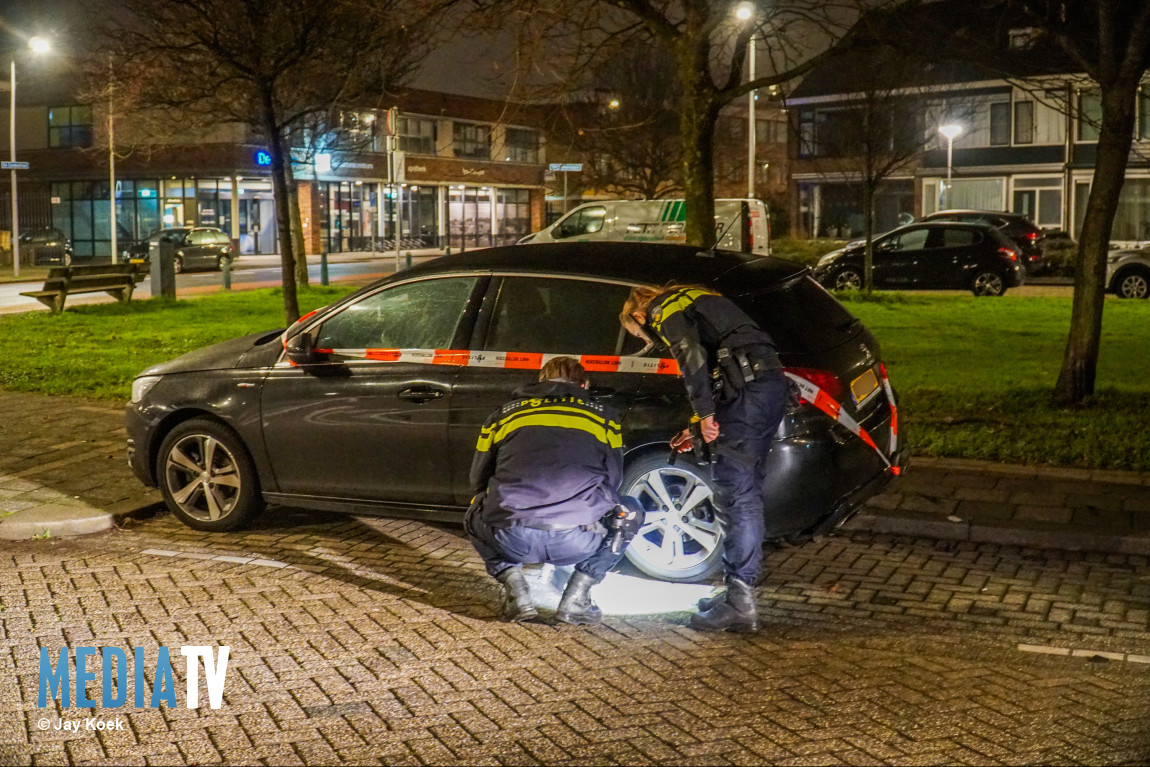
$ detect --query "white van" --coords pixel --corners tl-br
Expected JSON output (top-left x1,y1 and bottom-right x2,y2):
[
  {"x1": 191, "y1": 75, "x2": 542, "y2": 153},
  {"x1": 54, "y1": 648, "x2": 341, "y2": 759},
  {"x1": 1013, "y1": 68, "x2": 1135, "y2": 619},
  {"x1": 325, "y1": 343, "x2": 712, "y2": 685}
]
[{"x1": 521, "y1": 198, "x2": 771, "y2": 255}]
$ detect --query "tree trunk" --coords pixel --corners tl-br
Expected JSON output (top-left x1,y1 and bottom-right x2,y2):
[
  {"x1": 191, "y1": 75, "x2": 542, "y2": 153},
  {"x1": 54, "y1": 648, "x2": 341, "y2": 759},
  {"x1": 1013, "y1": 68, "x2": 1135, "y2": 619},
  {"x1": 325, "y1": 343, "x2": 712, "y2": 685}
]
[
  {"x1": 677, "y1": 39, "x2": 718, "y2": 248},
  {"x1": 1053, "y1": 81, "x2": 1137, "y2": 404},
  {"x1": 862, "y1": 182, "x2": 875, "y2": 292},
  {"x1": 261, "y1": 97, "x2": 300, "y2": 325},
  {"x1": 288, "y1": 173, "x2": 309, "y2": 288}
]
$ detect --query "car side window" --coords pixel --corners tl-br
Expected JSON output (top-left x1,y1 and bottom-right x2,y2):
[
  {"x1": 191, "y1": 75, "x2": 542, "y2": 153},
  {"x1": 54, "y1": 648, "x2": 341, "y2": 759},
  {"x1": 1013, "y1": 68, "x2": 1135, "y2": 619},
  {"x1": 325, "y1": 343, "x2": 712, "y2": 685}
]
[
  {"x1": 889, "y1": 228, "x2": 930, "y2": 251},
  {"x1": 211, "y1": 231, "x2": 231, "y2": 245},
  {"x1": 555, "y1": 206, "x2": 607, "y2": 239},
  {"x1": 186, "y1": 231, "x2": 208, "y2": 246},
  {"x1": 484, "y1": 277, "x2": 643, "y2": 355},
  {"x1": 940, "y1": 228, "x2": 979, "y2": 247},
  {"x1": 315, "y1": 276, "x2": 478, "y2": 351}
]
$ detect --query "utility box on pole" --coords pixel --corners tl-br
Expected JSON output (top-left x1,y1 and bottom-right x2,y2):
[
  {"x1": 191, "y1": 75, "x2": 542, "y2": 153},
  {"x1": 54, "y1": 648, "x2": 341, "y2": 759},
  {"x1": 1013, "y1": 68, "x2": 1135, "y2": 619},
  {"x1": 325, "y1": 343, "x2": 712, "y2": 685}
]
[{"x1": 151, "y1": 238, "x2": 177, "y2": 300}]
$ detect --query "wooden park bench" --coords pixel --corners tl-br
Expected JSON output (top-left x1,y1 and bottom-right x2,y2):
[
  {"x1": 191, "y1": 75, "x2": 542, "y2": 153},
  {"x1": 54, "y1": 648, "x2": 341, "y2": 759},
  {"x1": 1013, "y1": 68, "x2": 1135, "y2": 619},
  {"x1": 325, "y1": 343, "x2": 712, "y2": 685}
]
[{"x1": 20, "y1": 263, "x2": 147, "y2": 313}]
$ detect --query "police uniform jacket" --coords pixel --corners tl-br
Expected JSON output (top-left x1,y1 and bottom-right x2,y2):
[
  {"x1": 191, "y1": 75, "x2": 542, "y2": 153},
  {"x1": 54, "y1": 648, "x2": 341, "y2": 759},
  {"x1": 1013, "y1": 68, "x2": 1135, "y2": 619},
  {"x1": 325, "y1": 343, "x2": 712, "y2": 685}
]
[
  {"x1": 646, "y1": 287, "x2": 779, "y2": 420},
  {"x1": 470, "y1": 380, "x2": 624, "y2": 528}
]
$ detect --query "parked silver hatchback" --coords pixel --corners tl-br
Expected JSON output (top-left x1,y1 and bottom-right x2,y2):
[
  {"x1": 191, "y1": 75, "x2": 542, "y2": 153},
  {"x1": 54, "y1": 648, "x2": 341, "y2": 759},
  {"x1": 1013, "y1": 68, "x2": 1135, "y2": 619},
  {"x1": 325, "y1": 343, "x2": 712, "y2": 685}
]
[{"x1": 1107, "y1": 248, "x2": 1150, "y2": 299}]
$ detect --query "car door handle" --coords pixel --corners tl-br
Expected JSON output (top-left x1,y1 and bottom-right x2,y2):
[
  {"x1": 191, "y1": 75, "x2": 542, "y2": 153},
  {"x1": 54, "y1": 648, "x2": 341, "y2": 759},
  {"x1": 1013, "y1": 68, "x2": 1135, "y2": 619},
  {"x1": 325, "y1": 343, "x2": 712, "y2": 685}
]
[
  {"x1": 397, "y1": 386, "x2": 446, "y2": 403},
  {"x1": 588, "y1": 385, "x2": 615, "y2": 398}
]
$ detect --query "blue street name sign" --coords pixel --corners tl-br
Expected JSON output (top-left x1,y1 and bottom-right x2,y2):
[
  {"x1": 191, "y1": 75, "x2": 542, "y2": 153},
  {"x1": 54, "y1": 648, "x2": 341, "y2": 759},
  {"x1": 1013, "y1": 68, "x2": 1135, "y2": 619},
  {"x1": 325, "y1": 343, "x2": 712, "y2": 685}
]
[
  {"x1": 1, "y1": 161, "x2": 30, "y2": 170},
  {"x1": 548, "y1": 163, "x2": 583, "y2": 172}
]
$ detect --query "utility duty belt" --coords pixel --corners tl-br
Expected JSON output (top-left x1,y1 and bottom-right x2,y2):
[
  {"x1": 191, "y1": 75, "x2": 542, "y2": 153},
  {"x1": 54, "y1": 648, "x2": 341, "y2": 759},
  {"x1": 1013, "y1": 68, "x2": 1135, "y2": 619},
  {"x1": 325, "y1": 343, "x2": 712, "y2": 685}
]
[{"x1": 714, "y1": 344, "x2": 781, "y2": 398}]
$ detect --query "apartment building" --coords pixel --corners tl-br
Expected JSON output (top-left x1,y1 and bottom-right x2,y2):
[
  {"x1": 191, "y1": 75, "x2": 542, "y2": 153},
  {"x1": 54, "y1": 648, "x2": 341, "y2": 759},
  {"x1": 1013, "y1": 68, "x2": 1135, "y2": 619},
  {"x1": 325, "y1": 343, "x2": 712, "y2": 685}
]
[{"x1": 787, "y1": 5, "x2": 1150, "y2": 245}]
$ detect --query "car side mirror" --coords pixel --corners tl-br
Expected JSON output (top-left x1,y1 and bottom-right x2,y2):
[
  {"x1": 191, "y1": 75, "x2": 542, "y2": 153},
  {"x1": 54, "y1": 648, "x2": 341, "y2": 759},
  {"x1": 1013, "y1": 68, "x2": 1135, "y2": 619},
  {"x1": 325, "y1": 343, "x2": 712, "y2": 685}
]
[
  {"x1": 878, "y1": 240, "x2": 897, "y2": 252},
  {"x1": 285, "y1": 332, "x2": 322, "y2": 366}
]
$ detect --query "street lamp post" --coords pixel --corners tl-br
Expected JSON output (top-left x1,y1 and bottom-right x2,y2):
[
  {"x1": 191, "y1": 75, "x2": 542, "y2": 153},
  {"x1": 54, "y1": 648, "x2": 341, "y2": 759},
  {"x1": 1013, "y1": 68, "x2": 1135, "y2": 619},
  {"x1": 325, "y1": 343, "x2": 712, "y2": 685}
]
[
  {"x1": 9, "y1": 36, "x2": 51, "y2": 277},
  {"x1": 736, "y1": 2, "x2": 756, "y2": 199},
  {"x1": 938, "y1": 123, "x2": 963, "y2": 210}
]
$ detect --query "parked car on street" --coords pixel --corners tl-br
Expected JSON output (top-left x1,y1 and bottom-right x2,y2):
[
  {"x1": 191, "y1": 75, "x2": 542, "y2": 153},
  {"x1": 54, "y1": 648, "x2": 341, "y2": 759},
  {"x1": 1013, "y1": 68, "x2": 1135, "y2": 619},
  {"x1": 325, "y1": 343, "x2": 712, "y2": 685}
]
[
  {"x1": 920, "y1": 209, "x2": 1045, "y2": 272},
  {"x1": 1106, "y1": 247, "x2": 1150, "y2": 299},
  {"x1": 122, "y1": 226, "x2": 235, "y2": 273},
  {"x1": 125, "y1": 243, "x2": 904, "y2": 582},
  {"x1": 813, "y1": 221, "x2": 1025, "y2": 296},
  {"x1": 19, "y1": 228, "x2": 74, "y2": 266}
]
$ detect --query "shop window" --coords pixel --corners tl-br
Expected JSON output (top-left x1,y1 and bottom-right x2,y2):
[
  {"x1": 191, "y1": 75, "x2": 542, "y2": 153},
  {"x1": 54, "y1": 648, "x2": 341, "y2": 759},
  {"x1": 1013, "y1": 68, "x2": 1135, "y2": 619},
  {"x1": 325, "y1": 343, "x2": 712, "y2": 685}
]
[
  {"x1": 1077, "y1": 91, "x2": 1101, "y2": 141},
  {"x1": 398, "y1": 117, "x2": 436, "y2": 156},
  {"x1": 453, "y1": 123, "x2": 491, "y2": 160},
  {"x1": 504, "y1": 127, "x2": 538, "y2": 163},
  {"x1": 989, "y1": 102, "x2": 1011, "y2": 145},
  {"x1": 48, "y1": 105, "x2": 93, "y2": 148}
]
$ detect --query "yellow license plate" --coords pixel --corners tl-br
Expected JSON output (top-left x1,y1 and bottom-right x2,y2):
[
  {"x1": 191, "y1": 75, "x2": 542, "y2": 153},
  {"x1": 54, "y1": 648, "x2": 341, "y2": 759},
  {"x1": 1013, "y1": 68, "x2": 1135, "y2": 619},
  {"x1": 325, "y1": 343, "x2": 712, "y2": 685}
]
[{"x1": 850, "y1": 368, "x2": 879, "y2": 404}]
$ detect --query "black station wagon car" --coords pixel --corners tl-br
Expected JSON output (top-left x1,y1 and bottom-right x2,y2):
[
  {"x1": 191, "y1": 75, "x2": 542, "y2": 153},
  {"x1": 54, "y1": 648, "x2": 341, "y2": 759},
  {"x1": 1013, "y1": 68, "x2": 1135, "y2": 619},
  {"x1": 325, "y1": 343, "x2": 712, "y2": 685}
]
[{"x1": 126, "y1": 243, "x2": 905, "y2": 582}]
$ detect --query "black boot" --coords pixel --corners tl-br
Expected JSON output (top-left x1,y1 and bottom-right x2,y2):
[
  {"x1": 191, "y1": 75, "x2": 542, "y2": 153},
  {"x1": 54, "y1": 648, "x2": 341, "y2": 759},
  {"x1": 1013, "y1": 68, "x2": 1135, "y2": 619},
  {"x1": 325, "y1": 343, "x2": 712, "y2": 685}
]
[
  {"x1": 555, "y1": 571, "x2": 603, "y2": 625},
  {"x1": 495, "y1": 567, "x2": 538, "y2": 622},
  {"x1": 690, "y1": 576, "x2": 758, "y2": 633}
]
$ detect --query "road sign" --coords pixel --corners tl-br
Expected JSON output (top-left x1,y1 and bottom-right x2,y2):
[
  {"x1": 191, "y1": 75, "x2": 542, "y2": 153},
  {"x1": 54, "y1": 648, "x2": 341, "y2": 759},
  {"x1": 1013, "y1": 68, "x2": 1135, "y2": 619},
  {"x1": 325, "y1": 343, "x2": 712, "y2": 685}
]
[
  {"x1": 548, "y1": 163, "x2": 583, "y2": 172},
  {"x1": 1, "y1": 161, "x2": 29, "y2": 170}
]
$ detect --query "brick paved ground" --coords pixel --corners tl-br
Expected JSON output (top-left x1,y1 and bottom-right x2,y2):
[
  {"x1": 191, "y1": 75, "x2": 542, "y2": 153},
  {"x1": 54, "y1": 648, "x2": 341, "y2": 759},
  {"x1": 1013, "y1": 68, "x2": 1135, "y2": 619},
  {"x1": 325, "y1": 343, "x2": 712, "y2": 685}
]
[
  {"x1": 2, "y1": 391, "x2": 1150, "y2": 765},
  {"x1": 1, "y1": 509, "x2": 1149, "y2": 766}
]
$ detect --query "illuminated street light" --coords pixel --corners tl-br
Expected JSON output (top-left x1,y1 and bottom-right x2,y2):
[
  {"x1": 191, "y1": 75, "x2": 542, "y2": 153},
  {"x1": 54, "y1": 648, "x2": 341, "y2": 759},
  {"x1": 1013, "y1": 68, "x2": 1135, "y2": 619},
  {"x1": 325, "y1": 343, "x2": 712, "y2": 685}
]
[
  {"x1": 735, "y1": 3, "x2": 757, "y2": 198},
  {"x1": 10, "y1": 36, "x2": 53, "y2": 277},
  {"x1": 607, "y1": 98, "x2": 620, "y2": 110},
  {"x1": 938, "y1": 123, "x2": 963, "y2": 209}
]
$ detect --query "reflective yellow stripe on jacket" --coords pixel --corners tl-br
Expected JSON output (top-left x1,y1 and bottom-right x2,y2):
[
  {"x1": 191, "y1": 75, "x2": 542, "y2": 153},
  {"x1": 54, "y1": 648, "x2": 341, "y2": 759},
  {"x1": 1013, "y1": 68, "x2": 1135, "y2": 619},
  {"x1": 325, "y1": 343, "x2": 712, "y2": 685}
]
[
  {"x1": 649, "y1": 288, "x2": 714, "y2": 334},
  {"x1": 476, "y1": 406, "x2": 623, "y2": 452}
]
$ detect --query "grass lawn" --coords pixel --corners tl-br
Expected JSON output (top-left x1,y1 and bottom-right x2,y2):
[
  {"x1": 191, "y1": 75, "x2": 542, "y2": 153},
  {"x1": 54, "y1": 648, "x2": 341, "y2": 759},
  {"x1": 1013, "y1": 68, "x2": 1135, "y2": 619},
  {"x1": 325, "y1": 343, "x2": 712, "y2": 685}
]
[
  {"x1": 840, "y1": 292, "x2": 1150, "y2": 471},
  {"x1": 1, "y1": 287, "x2": 356, "y2": 400},
  {"x1": 2, "y1": 287, "x2": 1147, "y2": 471}
]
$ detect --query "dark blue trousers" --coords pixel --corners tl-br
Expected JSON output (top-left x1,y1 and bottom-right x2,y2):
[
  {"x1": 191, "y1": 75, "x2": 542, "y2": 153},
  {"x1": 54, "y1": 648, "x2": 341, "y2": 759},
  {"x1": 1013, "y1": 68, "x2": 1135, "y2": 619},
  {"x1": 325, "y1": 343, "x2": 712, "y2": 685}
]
[
  {"x1": 712, "y1": 373, "x2": 788, "y2": 585},
  {"x1": 466, "y1": 510, "x2": 625, "y2": 582}
]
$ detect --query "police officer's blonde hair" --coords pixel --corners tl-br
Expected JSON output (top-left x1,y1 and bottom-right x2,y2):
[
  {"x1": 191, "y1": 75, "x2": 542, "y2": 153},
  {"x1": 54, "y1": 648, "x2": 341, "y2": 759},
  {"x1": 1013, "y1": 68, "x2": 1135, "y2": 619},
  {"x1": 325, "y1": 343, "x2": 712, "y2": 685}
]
[
  {"x1": 540, "y1": 356, "x2": 589, "y2": 387},
  {"x1": 620, "y1": 283, "x2": 713, "y2": 334}
]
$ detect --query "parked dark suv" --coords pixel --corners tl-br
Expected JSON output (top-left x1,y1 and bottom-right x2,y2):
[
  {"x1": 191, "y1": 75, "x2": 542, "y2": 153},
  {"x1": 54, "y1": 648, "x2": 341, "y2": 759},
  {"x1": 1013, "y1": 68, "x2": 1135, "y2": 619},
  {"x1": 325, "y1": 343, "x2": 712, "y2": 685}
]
[
  {"x1": 920, "y1": 210, "x2": 1044, "y2": 272},
  {"x1": 123, "y1": 226, "x2": 235, "y2": 273},
  {"x1": 19, "y1": 228, "x2": 74, "y2": 266},
  {"x1": 125, "y1": 243, "x2": 904, "y2": 582},
  {"x1": 813, "y1": 221, "x2": 1025, "y2": 296}
]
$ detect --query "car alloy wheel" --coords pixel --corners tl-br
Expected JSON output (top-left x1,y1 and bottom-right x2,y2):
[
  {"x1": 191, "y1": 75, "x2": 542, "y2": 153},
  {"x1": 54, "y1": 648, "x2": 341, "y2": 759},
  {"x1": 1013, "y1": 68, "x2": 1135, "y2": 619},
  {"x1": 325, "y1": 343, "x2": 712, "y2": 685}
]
[
  {"x1": 833, "y1": 267, "x2": 863, "y2": 291},
  {"x1": 1117, "y1": 270, "x2": 1149, "y2": 299},
  {"x1": 172, "y1": 256, "x2": 184, "y2": 274},
  {"x1": 621, "y1": 453, "x2": 724, "y2": 582},
  {"x1": 971, "y1": 271, "x2": 1005, "y2": 296},
  {"x1": 217, "y1": 256, "x2": 231, "y2": 271},
  {"x1": 157, "y1": 418, "x2": 263, "y2": 531}
]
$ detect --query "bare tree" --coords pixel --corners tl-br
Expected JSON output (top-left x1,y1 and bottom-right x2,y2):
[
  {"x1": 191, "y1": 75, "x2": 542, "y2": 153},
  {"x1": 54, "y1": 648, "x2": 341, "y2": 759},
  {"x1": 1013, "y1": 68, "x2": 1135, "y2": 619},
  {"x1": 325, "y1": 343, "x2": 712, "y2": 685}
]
[
  {"x1": 99, "y1": 0, "x2": 446, "y2": 323},
  {"x1": 559, "y1": 45, "x2": 684, "y2": 199},
  {"x1": 474, "y1": 0, "x2": 868, "y2": 248}
]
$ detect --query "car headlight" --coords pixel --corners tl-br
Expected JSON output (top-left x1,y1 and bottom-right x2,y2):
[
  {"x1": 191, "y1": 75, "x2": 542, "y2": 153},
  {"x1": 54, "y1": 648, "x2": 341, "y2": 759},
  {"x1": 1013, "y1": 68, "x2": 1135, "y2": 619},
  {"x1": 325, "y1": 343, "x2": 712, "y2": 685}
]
[{"x1": 131, "y1": 375, "x2": 162, "y2": 404}]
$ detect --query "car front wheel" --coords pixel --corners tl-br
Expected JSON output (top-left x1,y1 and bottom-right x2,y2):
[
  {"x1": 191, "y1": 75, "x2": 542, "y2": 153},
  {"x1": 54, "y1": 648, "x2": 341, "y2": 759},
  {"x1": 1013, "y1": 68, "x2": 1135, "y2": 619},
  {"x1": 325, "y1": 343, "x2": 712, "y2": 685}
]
[
  {"x1": 156, "y1": 418, "x2": 264, "y2": 532},
  {"x1": 620, "y1": 452, "x2": 725, "y2": 582},
  {"x1": 832, "y1": 266, "x2": 863, "y2": 291},
  {"x1": 1115, "y1": 267, "x2": 1150, "y2": 299},
  {"x1": 971, "y1": 270, "x2": 1006, "y2": 296}
]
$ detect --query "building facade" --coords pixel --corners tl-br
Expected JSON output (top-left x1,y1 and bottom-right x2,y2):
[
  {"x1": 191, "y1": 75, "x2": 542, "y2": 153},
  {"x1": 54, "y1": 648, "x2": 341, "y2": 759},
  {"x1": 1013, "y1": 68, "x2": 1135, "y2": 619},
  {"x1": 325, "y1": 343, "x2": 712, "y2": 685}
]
[
  {"x1": 1, "y1": 83, "x2": 548, "y2": 262},
  {"x1": 788, "y1": 14, "x2": 1150, "y2": 245}
]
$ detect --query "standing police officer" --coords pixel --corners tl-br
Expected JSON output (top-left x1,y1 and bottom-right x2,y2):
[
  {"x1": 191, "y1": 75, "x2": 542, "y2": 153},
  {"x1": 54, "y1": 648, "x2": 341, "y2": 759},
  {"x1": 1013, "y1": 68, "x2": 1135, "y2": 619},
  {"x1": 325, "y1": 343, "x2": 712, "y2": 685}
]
[
  {"x1": 466, "y1": 357, "x2": 643, "y2": 625},
  {"x1": 620, "y1": 284, "x2": 788, "y2": 633}
]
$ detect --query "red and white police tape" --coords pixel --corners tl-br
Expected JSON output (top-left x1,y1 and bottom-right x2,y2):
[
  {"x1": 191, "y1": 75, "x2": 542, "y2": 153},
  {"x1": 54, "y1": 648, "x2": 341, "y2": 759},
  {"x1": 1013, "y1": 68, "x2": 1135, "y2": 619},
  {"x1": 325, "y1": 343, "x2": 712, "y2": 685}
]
[{"x1": 304, "y1": 347, "x2": 900, "y2": 474}]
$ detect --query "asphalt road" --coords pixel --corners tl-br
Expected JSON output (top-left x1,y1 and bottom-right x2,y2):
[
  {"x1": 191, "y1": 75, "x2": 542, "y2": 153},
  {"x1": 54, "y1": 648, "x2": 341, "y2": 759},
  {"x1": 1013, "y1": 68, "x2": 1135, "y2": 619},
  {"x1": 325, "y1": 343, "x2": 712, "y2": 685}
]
[{"x1": 0, "y1": 252, "x2": 445, "y2": 313}]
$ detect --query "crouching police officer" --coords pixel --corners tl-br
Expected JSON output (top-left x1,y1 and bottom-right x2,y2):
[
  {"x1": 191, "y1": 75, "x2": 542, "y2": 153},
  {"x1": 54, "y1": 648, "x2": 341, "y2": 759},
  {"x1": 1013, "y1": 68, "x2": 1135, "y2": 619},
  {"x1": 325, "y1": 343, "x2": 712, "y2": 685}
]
[
  {"x1": 466, "y1": 357, "x2": 644, "y2": 625},
  {"x1": 621, "y1": 284, "x2": 787, "y2": 633}
]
